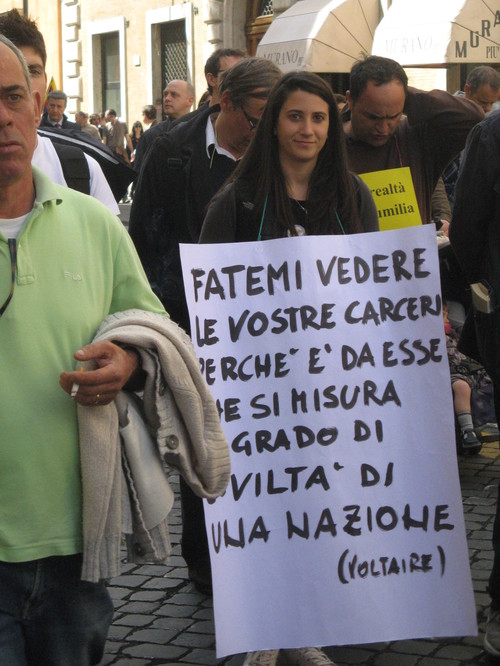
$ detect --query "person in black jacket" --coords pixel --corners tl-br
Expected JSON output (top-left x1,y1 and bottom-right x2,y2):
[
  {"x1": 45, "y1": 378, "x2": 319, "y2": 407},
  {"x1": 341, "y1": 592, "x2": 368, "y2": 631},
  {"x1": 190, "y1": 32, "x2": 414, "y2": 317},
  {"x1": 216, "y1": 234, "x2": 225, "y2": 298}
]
[
  {"x1": 133, "y1": 49, "x2": 245, "y2": 174},
  {"x1": 129, "y1": 58, "x2": 282, "y2": 596},
  {"x1": 40, "y1": 90, "x2": 79, "y2": 130},
  {"x1": 450, "y1": 110, "x2": 500, "y2": 658}
]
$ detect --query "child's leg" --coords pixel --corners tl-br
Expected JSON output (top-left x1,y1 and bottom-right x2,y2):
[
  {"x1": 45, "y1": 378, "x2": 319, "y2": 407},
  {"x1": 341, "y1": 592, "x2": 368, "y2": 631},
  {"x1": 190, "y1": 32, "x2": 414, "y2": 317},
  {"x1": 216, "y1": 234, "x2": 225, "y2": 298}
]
[{"x1": 452, "y1": 379, "x2": 481, "y2": 453}]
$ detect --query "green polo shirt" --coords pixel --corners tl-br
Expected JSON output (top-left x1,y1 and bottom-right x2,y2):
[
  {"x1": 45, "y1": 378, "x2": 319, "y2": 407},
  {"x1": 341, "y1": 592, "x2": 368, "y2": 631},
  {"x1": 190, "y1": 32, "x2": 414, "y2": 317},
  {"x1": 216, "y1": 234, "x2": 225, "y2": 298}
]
[{"x1": 0, "y1": 167, "x2": 165, "y2": 563}]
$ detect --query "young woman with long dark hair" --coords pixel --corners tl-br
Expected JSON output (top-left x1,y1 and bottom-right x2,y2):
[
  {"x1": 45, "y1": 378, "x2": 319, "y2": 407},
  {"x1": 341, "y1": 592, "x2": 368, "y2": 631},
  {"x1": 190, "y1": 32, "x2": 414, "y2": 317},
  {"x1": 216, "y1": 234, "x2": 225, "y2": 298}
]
[
  {"x1": 200, "y1": 71, "x2": 378, "y2": 243},
  {"x1": 199, "y1": 72, "x2": 378, "y2": 666}
]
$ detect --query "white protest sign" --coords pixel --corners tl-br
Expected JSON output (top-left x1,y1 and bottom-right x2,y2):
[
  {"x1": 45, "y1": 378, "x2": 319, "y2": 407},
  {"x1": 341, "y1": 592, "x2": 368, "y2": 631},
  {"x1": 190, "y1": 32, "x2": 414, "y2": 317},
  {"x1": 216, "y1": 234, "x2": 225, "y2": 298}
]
[{"x1": 180, "y1": 226, "x2": 477, "y2": 658}]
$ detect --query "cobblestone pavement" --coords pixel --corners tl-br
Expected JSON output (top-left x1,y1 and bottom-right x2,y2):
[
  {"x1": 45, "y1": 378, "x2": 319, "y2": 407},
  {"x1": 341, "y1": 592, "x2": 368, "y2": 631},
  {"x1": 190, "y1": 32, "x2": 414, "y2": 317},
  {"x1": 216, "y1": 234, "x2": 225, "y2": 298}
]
[{"x1": 98, "y1": 441, "x2": 500, "y2": 666}]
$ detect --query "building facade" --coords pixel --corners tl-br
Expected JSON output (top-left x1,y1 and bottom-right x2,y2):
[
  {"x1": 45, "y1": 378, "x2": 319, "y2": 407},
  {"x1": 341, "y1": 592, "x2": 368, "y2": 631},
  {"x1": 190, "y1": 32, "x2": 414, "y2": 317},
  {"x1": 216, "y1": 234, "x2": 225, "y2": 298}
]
[
  {"x1": 2, "y1": 1, "x2": 495, "y2": 130},
  {"x1": 0, "y1": 1, "x2": 284, "y2": 127}
]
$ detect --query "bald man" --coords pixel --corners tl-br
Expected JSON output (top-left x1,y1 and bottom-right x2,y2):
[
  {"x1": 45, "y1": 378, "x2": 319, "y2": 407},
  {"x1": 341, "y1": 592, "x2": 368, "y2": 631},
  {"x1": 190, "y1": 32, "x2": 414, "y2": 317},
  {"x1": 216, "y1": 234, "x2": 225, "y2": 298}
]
[{"x1": 162, "y1": 79, "x2": 194, "y2": 120}]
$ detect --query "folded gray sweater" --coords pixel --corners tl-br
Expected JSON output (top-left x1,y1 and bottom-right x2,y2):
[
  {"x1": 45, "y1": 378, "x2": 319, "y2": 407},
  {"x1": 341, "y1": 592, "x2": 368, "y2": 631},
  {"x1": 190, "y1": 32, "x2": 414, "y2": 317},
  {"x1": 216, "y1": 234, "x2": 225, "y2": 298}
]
[{"x1": 77, "y1": 309, "x2": 231, "y2": 582}]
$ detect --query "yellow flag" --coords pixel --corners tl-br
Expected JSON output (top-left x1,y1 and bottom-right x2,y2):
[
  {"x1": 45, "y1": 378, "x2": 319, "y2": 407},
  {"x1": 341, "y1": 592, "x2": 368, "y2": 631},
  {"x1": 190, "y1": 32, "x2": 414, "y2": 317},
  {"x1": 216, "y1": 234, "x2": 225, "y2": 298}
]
[
  {"x1": 43, "y1": 76, "x2": 57, "y2": 113},
  {"x1": 358, "y1": 167, "x2": 422, "y2": 231}
]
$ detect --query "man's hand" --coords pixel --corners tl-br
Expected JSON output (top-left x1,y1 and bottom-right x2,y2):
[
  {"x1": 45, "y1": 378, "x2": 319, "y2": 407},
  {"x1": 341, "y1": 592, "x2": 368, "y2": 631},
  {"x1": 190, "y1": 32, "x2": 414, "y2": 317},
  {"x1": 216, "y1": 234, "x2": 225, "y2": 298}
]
[
  {"x1": 439, "y1": 219, "x2": 450, "y2": 237},
  {"x1": 60, "y1": 341, "x2": 140, "y2": 406}
]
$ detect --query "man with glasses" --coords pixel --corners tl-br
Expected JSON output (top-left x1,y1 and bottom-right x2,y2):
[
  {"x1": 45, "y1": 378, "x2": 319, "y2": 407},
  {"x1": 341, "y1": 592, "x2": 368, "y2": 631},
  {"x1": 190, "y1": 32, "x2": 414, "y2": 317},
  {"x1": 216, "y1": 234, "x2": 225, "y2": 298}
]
[{"x1": 129, "y1": 57, "x2": 282, "y2": 595}]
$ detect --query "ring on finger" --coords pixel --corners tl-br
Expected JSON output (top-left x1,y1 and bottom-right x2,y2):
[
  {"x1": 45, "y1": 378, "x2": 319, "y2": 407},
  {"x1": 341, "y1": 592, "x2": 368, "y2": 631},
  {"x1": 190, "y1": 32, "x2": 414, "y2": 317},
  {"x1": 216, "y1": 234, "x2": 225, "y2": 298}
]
[{"x1": 94, "y1": 393, "x2": 101, "y2": 405}]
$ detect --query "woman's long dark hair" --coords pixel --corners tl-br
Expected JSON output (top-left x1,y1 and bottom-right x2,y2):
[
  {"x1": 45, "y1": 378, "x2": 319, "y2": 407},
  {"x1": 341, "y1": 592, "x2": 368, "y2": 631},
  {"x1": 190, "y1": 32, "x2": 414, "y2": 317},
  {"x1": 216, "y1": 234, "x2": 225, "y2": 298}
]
[
  {"x1": 228, "y1": 71, "x2": 362, "y2": 235},
  {"x1": 131, "y1": 121, "x2": 144, "y2": 149}
]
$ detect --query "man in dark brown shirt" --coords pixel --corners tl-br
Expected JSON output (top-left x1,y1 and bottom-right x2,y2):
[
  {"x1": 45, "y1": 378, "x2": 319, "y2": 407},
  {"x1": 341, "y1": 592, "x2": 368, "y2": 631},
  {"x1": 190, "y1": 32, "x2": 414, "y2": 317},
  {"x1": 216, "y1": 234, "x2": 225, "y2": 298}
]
[{"x1": 342, "y1": 56, "x2": 484, "y2": 226}]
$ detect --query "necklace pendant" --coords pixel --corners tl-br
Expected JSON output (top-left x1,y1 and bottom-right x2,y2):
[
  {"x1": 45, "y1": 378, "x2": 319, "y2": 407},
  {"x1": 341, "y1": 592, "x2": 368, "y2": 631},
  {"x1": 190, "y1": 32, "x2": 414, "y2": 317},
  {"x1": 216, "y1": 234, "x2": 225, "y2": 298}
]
[{"x1": 287, "y1": 224, "x2": 306, "y2": 237}]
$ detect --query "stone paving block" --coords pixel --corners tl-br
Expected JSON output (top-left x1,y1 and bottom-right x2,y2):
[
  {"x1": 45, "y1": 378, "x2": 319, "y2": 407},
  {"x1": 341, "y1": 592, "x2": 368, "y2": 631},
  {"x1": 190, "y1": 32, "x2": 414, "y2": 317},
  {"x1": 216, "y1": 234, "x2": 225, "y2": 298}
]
[
  {"x1": 111, "y1": 575, "x2": 152, "y2": 588},
  {"x1": 155, "y1": 604, "x2": 201, "y2": 618},
  {"x1": 471, "y1": 560, "x2": 494, "y2": 571},
  {"x1": 143, "y1": 576, "x2": 185, "y2": 590},
  {"x1": 472, "y1": 592, "x2": 491, "y2": 608},
  {"x1": 389, "y1": 639, "x2": 440, "y2": 655},
  {"x1": 109, "y1": 587, "x2": 133, "y2": 601},
  {"x1": 179, "y1": 647, "x2": 225, "y2": 664},
  {"x1": 118, "y1": 600, "x2": 163, "y2": 614},
  {"x1": 462, "y1": 633, "x2": 485, "y2": 649},
  {"x1": 133, "y1": 565, "x2": 173, "y2": 576},
  {"x1": 169, "y1": 592, "x2": 210, "y2": 606},
  {"x1": 224, "y1": 656, "x2": 245, "y2": 666},
  {"x1": 101, "y1": 640, "x2": 121, "y2": 655},
  {"x1": 418, "y1": 657, "x2": 460, "y2": 666},
  {"x1": 108, "y1": 625, "x2": 134, "y2": 641},
  {"x1": 119, "y1": 562, "x2": 138, "y2": 573},
  {"x1": 469, "y1": 532, "x2": 495, "y2": 542},
  {"x1": 470, "y1": 568, "x2": 491, "y2": 581},
  {"x1": 114, "y1": 614, "x2": 155, "y2": 628},
  {"x1": 172, "y1": 630, "x2": 217, "y2": 648},
  {"x1": 151, "y1": 616, "x2": 194, "y2": 633},
  {"x1": 122, "y1": 643, "x2": 187, "y2": 660},
  {"x1": 127, "y1": 627, "x2": 179, "y2": 644},
  {"x1": 372, "y1": 653, "x2": 419, "y2": 665},
  {"x1": 187, "y1": 619, "x2": 216, "y2": 634},
  {"x1": 194, "y1": 607, "x2": 216, "y2": 620},
  {"x1": 130, "y1": 590, "x2": 166, "y2": 602},
  {"x1": 433, "y1": 644, "x2": 484, "y2": 659}
]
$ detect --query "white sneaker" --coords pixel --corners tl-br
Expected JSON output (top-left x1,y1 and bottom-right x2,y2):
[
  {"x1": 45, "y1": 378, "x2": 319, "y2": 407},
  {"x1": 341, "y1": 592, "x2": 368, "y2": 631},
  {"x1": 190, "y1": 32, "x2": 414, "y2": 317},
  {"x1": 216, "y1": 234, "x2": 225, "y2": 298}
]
[
  {"x1": 280, "y1": 647, "x2": 336, "y2": 665},
  {"x1": 243, "y1": 650, "x2": 280, "y2": 666}
]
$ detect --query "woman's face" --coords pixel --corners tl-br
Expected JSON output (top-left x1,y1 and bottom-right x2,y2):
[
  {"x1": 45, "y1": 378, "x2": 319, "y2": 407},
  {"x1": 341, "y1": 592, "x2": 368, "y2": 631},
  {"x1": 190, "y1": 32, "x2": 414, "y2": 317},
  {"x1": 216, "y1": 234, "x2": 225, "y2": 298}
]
[
  {"x1": 276, "y1": 90, "x2": 329, "y2": 169},
  {"x1": 134, "y1": 125, "x2": 142, "y2": 136}
]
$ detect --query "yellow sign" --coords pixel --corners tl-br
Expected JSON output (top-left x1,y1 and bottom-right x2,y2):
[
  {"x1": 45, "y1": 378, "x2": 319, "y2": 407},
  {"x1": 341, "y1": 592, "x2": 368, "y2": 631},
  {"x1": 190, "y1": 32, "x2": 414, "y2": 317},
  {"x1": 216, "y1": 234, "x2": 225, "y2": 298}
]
[{"x1": 358, "y1": 167, "x2": 422, "y2": 231}]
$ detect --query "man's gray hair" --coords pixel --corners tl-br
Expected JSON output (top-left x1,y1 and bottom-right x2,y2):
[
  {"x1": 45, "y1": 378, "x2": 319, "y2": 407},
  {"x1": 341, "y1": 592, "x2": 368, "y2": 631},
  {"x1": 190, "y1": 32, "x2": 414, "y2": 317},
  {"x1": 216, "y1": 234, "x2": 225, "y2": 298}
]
[
  {"x1": 466, "y1": 66, "x2": 500, "y2": 93},
  {"x1": 0, "y1": 33, "x2": 32, "y2": 94},
  {"x1": 47, "y1": 90, "x2": 68, "y2": 103},
  {"x1": 219, "y1": 57, "x2": 282, "y2": 109}
]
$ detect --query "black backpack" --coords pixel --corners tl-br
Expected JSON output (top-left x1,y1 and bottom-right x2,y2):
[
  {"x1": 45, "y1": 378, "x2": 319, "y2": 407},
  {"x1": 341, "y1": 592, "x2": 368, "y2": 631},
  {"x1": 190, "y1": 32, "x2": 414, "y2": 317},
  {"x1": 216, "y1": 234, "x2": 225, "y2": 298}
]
[
  {"x1": 38, "y1": 127, "x2": 135, "y2": 201},
  {"x1": 52, "y1": 143, "x2": 91, "y2": 195}
]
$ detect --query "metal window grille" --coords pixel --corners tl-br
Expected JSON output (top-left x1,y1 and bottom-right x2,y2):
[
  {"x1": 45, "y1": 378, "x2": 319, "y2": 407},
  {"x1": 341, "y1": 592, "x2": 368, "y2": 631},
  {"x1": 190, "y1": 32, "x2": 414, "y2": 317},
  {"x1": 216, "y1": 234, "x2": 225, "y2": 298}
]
[
  {"x1": 160, "y1": 20, "x2": 188, "y2": 89},
  {"x1": 101, "y1": 32, "x2": 120, "y2": 115},
  {"x1": 258, "y1": 0, "x2": 273, "y2": 17}
]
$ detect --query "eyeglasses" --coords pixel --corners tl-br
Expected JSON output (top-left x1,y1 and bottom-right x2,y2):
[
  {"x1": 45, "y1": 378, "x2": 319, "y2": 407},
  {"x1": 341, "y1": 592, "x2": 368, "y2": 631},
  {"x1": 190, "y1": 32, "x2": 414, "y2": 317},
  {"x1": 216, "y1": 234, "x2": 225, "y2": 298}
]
[
  {"x1": 241, "y1": 106, "x2": 258, "y2": 132},
  {"x1": 0, "y1": 239, "x2": 16, "y2": 318}
]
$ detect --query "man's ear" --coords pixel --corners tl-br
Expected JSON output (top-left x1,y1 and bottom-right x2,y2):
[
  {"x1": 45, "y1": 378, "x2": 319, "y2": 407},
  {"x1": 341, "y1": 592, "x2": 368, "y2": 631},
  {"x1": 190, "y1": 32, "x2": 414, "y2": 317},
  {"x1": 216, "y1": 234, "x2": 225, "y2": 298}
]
[
  {"x1": 206, "y1": 72, "x2": 217, "y2": 90},
  {"x1": 346, "y1": 90, "x2": 353, "y2": 110},
  {"x1": 33, "y1": 91, "x2": 42, "y2": 127},
  {"x1": 219, "y1": 89, "x2": 233, "y2": 113},
  {"x1": 464, "y1": 83, "x2": 471, "y2": 98}
]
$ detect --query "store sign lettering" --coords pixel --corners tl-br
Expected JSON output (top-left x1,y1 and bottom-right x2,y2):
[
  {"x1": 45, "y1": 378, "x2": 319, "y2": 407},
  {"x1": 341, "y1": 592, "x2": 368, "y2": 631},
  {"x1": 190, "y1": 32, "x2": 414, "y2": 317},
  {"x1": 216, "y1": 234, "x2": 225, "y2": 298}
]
[
  {"x1": 262, "y1": 49, "x2": 304, "y2": 67},
  {"x1": 455, "y1": 12, "x2": 500, "y2": 59}
]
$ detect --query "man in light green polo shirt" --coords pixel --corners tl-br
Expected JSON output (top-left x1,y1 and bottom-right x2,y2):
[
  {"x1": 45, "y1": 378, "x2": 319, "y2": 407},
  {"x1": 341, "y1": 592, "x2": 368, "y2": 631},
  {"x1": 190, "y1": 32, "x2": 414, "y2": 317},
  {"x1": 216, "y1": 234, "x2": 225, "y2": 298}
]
[{"x1": 0, "y1": 35, "x2": 165, "y2": 665}]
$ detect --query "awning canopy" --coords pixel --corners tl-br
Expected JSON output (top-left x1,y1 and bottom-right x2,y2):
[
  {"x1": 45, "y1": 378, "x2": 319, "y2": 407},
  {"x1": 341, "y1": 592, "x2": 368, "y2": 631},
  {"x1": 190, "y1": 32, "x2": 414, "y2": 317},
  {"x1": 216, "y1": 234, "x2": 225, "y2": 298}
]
[
  {"x1": 372, "y1": 0, "x2": 500, "y2": 66},
  {"x1": 256, "y1": 0, "x2": 383, "y2": 73}
]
